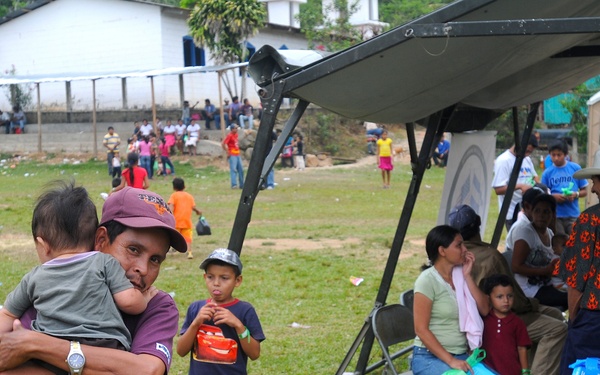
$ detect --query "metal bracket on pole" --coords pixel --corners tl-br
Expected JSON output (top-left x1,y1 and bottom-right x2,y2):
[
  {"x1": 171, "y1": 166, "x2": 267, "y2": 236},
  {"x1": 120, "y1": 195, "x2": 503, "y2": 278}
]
[{"x1": 258, "y1": 99, "x2": 309, "y2": 188}]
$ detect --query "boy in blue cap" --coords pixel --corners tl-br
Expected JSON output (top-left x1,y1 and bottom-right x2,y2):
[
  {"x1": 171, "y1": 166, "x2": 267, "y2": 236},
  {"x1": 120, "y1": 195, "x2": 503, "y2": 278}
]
[{"x1": 177, "y1": 248, "x2": 265, "y2": 374}]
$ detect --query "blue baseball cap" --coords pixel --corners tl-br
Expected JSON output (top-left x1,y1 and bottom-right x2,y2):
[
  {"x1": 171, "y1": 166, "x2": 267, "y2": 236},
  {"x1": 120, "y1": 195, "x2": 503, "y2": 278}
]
[{"x1": 199, "y1": 248, "x2": 243, "y2": 274}]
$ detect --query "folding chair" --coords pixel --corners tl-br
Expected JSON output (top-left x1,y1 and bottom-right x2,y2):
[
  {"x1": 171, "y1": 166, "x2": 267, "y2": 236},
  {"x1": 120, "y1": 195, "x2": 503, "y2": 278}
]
[
  {"x1": 400, "y1": 289, "x2": 414, "y2": 311},
  {"x1": 372, "y1": 304, "x2": 415, "y2": 375}
]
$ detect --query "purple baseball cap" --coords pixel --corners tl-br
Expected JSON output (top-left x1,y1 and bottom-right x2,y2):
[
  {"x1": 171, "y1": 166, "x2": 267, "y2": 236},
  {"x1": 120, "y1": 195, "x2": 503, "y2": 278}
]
[{"x1": 100, "y1": 187, "x2": 188, "y2": 252}]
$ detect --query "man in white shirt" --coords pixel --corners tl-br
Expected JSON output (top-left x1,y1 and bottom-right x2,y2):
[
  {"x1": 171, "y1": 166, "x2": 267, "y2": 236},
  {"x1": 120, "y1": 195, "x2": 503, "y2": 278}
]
[
  {"x1": 139, "y1": 119, "x2": 154, "y2": 137},
  {"x1": 0, "y1": 110, "x2": 10, "y2": 134},
  {"x1": 174, "y1": 119, "x2": 187, "y2": 155},
  {"x1": 186, "y1": 121, "x2": 201, "y2": 156},
  {"x1": 491, "y1": 135, "x2": 540, "y2": 231}
]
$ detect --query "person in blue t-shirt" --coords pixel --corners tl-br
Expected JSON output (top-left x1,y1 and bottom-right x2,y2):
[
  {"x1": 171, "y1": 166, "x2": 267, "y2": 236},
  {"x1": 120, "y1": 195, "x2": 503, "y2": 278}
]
[
  {"x1": 432, "y1": 134, "x2": 450, "y2": 167},
  {"x1": 541, "y1": 140, "x2": 588, "y2": 237}
]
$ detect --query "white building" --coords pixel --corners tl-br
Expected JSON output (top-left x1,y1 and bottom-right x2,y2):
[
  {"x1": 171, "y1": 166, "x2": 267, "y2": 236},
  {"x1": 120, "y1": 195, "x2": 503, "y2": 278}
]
[{"x1": 0, "y1": 0, "x2": 382, "y2": 111}]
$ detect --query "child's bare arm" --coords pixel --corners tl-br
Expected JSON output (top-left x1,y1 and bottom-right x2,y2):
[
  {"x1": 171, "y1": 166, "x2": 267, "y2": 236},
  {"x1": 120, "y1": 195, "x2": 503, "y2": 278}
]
[
  {"x1": 113, "y1": 286, "x2": 156, "y2": 315},
  {"x1": 193, "y1": 206, "x2": 202, "y2": 216},
  {"x1": 518, "y1": 346, "x2": 529, "y2": 372},
  {"x1": 176, "y1": 303, "x2": 216, "y2": 357},
  {"x1": 0, "y1": 308, "x2": 18, "y2": 333},
  {"x1": 213, "y1": 307, "x2": 261, "y2": 360}
]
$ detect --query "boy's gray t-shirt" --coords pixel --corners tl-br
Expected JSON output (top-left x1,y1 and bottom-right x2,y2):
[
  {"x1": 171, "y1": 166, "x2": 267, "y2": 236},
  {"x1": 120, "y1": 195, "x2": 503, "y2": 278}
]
[{"x1": 3, "y1": 251, "x2": 134, "y2": 349}]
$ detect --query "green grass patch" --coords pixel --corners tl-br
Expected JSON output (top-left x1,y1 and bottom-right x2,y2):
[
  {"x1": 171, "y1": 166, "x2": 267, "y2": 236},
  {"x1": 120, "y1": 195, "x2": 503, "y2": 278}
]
[{"x1": 0, "y1": 156, "x2": 506, "y2": 374}]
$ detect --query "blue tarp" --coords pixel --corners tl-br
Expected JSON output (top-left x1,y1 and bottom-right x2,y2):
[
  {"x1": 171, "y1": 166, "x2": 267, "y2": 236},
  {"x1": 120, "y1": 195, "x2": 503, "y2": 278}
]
[{"x1": 544, "y1": 94, "x2": 574, "y2": 125}]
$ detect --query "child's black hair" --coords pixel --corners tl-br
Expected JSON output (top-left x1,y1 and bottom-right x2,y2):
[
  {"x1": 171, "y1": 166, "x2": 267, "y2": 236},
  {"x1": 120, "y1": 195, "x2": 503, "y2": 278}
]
[
  {"x1": 482, "y1": 274, "x2": 513, "y2": 295},
  {"x1": 172, "y1": 177, "x2": 185, "y2": 191},
  {"x1": 32, "y1": 180, "x2": 98, "y2": 253},
  {"x1": 126, "y1": 153, "x2": 139, "y2": 186},
  {"x1": 112, "y1": 177, "x2": 121, "y2": 188},
  {"x1": 548, "y1": 139, "x2": 569, "y2": 155}
]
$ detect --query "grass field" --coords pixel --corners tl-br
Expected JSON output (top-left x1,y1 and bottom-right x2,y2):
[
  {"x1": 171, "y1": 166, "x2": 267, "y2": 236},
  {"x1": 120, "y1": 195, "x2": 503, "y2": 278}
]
[{"x1": 0, "y1": 153, "x2": 504, "y2": 374}]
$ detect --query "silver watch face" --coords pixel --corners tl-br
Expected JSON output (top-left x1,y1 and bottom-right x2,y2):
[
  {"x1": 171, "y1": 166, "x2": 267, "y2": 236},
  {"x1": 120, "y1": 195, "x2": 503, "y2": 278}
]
[{"x1": 68, "y1": 353, "x2": 85, "y2": 368}]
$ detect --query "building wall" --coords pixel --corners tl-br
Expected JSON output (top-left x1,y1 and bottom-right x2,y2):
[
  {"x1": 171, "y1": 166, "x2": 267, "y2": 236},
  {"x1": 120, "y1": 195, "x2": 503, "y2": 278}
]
[
  {"x1": 264, "y1": 0, "x2": 305, "y2": 29},
  {"x1": 0, "y1": 0, "x2": 309, "y2": 113}
]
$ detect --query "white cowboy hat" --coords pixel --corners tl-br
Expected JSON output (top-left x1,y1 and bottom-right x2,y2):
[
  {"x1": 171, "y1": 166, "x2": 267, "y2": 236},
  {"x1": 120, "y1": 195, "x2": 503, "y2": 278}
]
[{"x1": 574, "y1": 150, "x2": 600, "y2": 179}]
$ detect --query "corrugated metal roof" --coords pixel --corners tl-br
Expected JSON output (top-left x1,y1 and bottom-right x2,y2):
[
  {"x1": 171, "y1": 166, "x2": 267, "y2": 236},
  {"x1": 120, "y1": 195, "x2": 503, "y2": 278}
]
[{"x1": 0, "y1": 63, "x2": 248, "y2": 85}]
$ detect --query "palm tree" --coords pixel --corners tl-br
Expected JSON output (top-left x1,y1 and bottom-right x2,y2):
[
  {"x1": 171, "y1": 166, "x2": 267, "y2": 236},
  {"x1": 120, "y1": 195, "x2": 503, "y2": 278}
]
[{"x1": 184, "y1": 0, "x2": 266, "y2": 99}]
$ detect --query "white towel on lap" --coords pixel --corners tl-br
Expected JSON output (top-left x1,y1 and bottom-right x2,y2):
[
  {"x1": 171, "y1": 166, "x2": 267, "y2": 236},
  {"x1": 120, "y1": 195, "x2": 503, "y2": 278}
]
[
  {"x1": 185, "y1": 137, "x2": 198, "y2": 146},
  {"x1": 453, "y1": 266, "x2": 483, "y2": 350}
]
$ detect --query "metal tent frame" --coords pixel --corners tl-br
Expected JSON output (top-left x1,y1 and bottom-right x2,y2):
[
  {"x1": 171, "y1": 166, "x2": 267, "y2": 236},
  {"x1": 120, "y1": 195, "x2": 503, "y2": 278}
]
[{"x1": 227, "y1": 0, "x2": 600, "y2": 373}]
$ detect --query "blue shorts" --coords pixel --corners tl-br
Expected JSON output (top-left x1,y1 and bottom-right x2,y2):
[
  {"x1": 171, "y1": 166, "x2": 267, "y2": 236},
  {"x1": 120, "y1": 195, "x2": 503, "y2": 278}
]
[
  {"x1": 411, "y1": 346, "x2": 468, "y2": 375},
  {"x1": 560, "y1": 309, "x2": 600, "y2": 375}
]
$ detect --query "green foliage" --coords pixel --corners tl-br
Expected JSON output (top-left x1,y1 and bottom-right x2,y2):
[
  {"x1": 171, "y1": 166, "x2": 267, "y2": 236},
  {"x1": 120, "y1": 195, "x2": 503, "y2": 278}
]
[
  {"x1": 4, "y1": 65, "x2": 33, "y2": 110},
  {"x1": 186, "y1": 0, "x2": 266, "y2": 64},
  {"x1": 314, "y1": 113, "x2": 339, "y2": 154},
  {"x1": 0, "y1": 0, "x2": 28, "y2": 18},
  {"x1": 379, "y1": 0, "x2": 453, "y2": 28},
  {"x1": 485, "y1": 106, "x2": 545, "y2": 151},
  {"x1": 297, "y1": 0, "x2": 362, "y2": 51},
  {"x1": 558, "y1": 79, "x2": 600, "y2": 155}
]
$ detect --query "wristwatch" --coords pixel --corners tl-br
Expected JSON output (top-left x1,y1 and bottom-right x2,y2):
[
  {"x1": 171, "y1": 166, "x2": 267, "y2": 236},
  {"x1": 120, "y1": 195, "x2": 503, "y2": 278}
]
[{"x1": 66, "y1": 341, "x2": 85, "y2": 374}]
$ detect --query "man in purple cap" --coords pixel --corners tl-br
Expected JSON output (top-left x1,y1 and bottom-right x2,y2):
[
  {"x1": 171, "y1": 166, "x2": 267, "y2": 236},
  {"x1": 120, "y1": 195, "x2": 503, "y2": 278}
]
[{"x1": 0, "y1": 187, "x2": 187, "y2": 375}]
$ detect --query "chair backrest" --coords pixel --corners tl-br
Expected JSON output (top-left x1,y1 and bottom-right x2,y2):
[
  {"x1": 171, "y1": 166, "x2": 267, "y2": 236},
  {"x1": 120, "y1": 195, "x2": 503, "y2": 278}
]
[
  {"x1": 400, "y1": 289, "x2": 414, "y2": 312},
  {"x1": 372, "y1": 304, "x2": 415, "y2": 349}
]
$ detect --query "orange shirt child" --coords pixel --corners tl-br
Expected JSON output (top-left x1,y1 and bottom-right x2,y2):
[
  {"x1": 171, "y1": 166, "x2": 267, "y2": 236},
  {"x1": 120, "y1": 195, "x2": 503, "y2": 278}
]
[{"x1": 168, "y1": 178, "x2": 202, "y2": 258}]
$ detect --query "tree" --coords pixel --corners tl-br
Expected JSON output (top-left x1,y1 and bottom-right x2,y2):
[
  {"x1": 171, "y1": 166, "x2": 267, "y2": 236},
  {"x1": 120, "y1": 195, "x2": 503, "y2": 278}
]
[
  {"x1": 559, "y1": 78, "x2": 600, "y2": 156},
  {"x1": 0, "y1": 0, "x2": 31, "y2": 18},
  {"x1": 4, "y1": 65, "x2": 33, "y2": 110},
  {"x1": 183, "y1": 0, "x2": 266, "y2": 100},
  {"x1": 297, "y1": 0, "x2": 362, "y2": 51},
  {"x1": 379, "y1": 0, "x2": 453, "y2": 28}
]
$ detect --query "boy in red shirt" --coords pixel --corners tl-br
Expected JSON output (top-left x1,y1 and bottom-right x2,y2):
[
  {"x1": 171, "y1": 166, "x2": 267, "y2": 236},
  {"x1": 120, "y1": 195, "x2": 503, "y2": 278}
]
[
  {"x1": 222, "y1": 125, "x2": 244, "y2": 189},
  {"x1": 481, "y1": 274, "x2": 531, "y2": 375},
  {"x1": 168, "y1": 178, "x2": 202, "y2": 259}
]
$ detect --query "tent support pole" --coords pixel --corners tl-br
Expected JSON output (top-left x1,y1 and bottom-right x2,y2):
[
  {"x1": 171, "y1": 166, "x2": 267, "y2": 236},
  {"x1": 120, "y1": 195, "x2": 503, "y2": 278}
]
[
  {"x1": 36, "y1": 83, "x2": 41, "y2": 153},
  {"x1": 218, "y1": 71, "x2": 226, "y2": 140},
  {"x1": 226, "y1": 81, "x2": 299, "y2": 254},
  {"x1": 341, "y1": 106, "x2": 455, "y2": 375},
  {"x1": 491, "y1": 103, "x2": 539, "y2": 248},
  {"x1": 92, "y1": 79, "x2": 97, "y2": 155},
  {"x1": 259, "y1": 99, "x2": 309, "y2": 188},
  {"x1": 150, "y1": 76, "x2": 157, "y2": 135}
]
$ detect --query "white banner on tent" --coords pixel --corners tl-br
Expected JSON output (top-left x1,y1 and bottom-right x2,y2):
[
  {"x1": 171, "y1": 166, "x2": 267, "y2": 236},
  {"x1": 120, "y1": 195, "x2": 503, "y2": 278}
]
[{"x1": 436, "y1": 131, "x2": 497, "y2": 238}]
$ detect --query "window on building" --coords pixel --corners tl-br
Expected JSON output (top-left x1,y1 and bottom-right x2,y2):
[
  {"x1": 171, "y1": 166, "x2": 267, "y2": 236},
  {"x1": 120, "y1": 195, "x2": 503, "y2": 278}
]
[
  {"x1": 239, "y1": 41, "x2": 256, "y2": 75},
  {"x1": 244, "y1": 41, "x2": 256, "y2": 61},
  {"x1": 183, "y1": 36, "x2": 205, "y2": 67}
]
